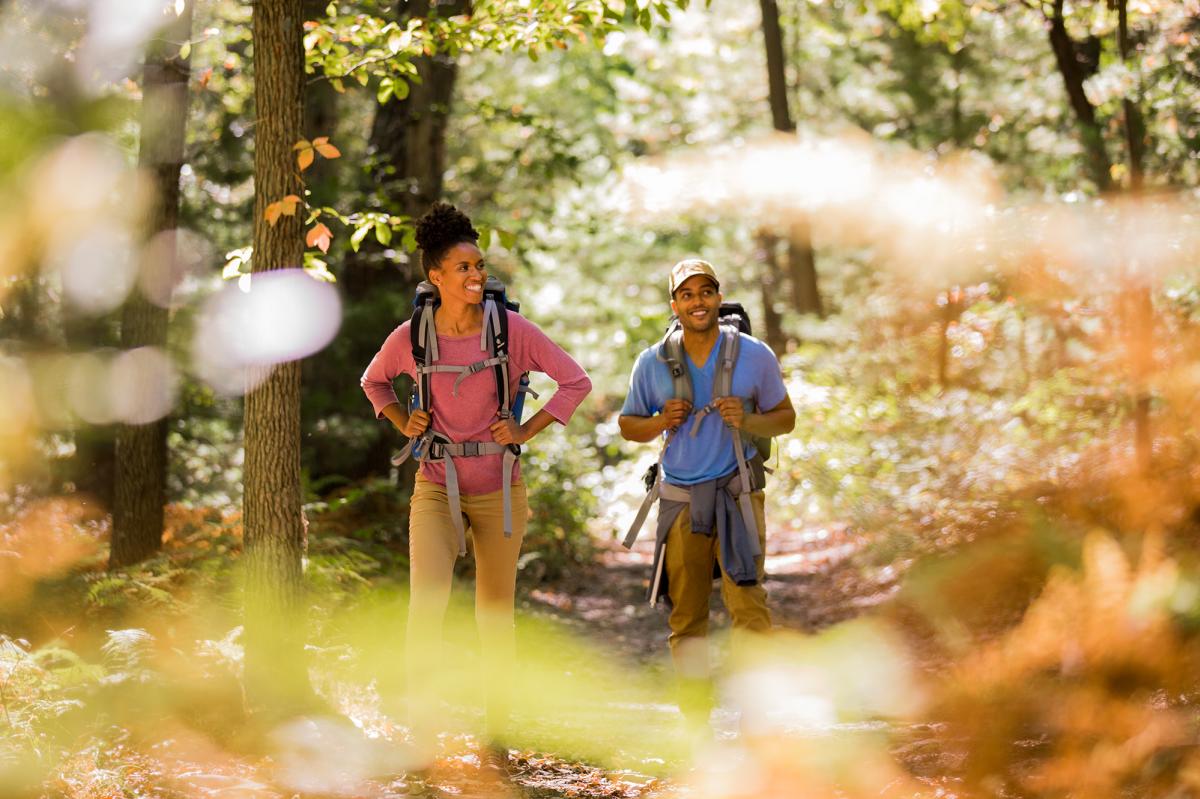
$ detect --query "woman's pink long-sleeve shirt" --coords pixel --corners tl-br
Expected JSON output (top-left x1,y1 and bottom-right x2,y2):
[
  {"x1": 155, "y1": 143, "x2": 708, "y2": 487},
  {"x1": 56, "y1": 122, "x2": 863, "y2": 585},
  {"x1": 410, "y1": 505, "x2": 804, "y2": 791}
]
[{"x1": 360, "y1": 312, "x2": 592, "y2": 495}]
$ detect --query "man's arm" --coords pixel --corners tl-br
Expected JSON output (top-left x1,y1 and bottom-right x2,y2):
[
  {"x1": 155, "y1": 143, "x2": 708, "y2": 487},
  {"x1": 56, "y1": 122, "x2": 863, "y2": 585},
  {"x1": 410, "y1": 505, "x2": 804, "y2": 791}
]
[
  {"x1": 745, "y1": 394, "x2": 796, "y2": 437},
  {"x1": 713, "y1": 395, "x2": 795, "y2": 437},
  {"x1": 619, "y1": 398, "x2": 693, "y2": 442}
]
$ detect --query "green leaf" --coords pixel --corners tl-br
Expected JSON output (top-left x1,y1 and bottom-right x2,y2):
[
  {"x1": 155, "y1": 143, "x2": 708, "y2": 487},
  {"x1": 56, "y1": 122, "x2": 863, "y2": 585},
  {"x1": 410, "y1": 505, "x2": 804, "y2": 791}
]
[
  {"x1": 374, "y1": 221, "x2": 392, "y2": 246},
  {"x1": 179, "y1": 41, "x2": 191, "y2": 60},
  {"x1": 401, "y1": 227, "x2": 418, "y2": 252},
  {"x1": 497, "y1": 229, "x2": 517, "y2": 250},
  {"x1": 304, "y1": 252, "x2": 336, "y2": 283},
  {"x1": 638, "y1": 8, "x2": 652, "y2": 31},
  {"x1": 393, "y1": 79, "x2": 410, "y2": 100},
  {"x1": 377, "y1": 78, "x2": 394, "y2": 104},
  {"x1": 350, "y1": 224, "x2": 371, "y2": 252},
  {"x1": 478, "y1": 227, "x2": 493, "y2": 251}
]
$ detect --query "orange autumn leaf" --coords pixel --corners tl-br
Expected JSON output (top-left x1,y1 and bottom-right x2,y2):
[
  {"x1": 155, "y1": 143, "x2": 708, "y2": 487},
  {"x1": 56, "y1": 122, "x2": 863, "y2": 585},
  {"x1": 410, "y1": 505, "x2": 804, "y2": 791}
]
[
  {"x1": 297, "y1": 146, "x2": 315, "y2": 171},
  {"x1": 280, "y1": 194, "x2": 302, "y2": 215},
  {"x1": 315, "y1": 141, "x2": 341, "y2": 159},
  {"x1": 264, "y1": 201, "x2": 283, "y2": 226},
  {"x1": 306, "y1": 222, "x2": 332, "y2": 253}
]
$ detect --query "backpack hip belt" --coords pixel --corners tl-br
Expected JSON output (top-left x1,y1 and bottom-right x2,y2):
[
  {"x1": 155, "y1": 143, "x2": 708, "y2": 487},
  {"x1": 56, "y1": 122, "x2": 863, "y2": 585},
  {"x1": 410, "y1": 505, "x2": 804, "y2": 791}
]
[{"x1": 393, "y1": 431, "x2": 518, "y2": 556}]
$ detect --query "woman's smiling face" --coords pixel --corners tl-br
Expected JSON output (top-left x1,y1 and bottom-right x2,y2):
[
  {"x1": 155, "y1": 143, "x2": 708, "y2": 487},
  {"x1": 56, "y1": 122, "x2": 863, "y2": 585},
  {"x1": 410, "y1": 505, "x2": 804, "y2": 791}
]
[{"x1": 430, "y1": 241, "x2": 486, "y2": 305}]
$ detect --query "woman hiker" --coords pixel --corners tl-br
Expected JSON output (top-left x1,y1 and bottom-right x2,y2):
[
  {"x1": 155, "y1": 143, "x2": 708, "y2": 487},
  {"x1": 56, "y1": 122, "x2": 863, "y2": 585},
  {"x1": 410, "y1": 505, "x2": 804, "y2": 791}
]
[{"x1": 360, "y1": 202, "x2": 592, "y2": 772}]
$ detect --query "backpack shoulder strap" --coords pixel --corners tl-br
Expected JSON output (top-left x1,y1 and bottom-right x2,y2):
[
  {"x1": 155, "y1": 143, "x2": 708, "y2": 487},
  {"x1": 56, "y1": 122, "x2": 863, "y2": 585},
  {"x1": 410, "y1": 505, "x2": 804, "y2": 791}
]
[
  {"x1": 713, "y1": 324, "x2": 740, "y2": 399},
  {"x1": 481, "y1": 276, "x2": 513, "y2": 420},
  {"x1": 659, "y1": 327, "x2": 692, "y2": 405},
  {"x1": 410, "y1": 281, "x2": 439, "y2": 412}
]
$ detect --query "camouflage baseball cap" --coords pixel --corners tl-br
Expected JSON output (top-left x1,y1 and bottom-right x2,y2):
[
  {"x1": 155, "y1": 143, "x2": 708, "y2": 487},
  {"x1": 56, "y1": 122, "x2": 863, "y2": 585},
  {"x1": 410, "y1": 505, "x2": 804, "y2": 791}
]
[{"x1": 668, "y1": 258, "x2": 720, "y2": 296}]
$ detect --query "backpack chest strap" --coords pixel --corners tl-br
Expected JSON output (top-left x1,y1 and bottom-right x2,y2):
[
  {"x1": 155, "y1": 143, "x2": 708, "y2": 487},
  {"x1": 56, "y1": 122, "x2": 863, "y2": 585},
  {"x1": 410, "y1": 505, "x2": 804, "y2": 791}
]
[{"x1": 415, "y1": 353, "x2": 510, "y2": 397}]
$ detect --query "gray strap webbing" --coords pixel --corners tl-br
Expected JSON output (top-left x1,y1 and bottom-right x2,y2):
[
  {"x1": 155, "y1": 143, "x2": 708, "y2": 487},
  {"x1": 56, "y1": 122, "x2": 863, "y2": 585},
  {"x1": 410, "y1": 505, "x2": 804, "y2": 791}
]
[
  {"x1": 657, "y1": 476, "x2": 753, "y2": 503},
  {"x1": 416, "y1": 364, "x2": 467, "y2": 375},
  {"x1": 622, "y1": 431, "x2": 675, "y2": 549},
  {"x1": 450, "y1": 355, "x2": 508, "y2": 395},
  {"x1": 501, "y1": 448, "x2": 518, "y2": 538},
  {"x1": 659, "y1": 330, "x2": 691, "y2": 405},
  {"x1": 484, "y1": 299, "x2": 510, "y2": 413},
  {"x1": 442, "y1": 454, "x2": 466, "y2": 556},
  {"x1": 731, "y1": 429, "x2": 761, "y2": 552},
  {"x1": 393, "y1": 437, "x2": 513, "y2": 556},
  {"x1": 440, "y1": 442, "x2": 514, "y2": 549},
  {"x1": 420, "y1": 298, "x2": 439, "y2": 363}
]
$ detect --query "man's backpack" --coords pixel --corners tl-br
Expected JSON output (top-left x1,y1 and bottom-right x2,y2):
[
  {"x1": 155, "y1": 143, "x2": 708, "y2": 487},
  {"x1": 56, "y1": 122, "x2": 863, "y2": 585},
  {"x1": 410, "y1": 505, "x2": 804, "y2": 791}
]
[
  {"x1": 656, "y1": 302, "x2": 772, "y2": 464},
  {"x1": 393, "y1": 276, "x2": 537, "y2": 556},
  {"x1": 622, "y1": 302, "x2": 774, "y2": 552}
]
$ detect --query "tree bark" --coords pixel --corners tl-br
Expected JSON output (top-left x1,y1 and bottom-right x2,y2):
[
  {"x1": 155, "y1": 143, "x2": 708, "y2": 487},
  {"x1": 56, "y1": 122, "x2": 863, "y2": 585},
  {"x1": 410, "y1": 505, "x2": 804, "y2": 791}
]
[
  {"x1": 787, "y1": 218, "x2": 823, "y2": 317},
  {"x1": 1116, "y1": 0, "x2": 1152, "y2": 472},
  {"x1": 1045, "y1": 0, "x2": 1112, "y2": 192},
  {"x1": 110, "y1": 0, "x2": 193, "y2": 570},
  {"x1": 318, "y1": 0, "x2": 467, "y2": 486},
  {"x1": 244, "y1": 0, "x2": 310, "y2": 711},
  {"x1": 1116, "y1": 0, "x2": 1145, "y2": 191},
  {"x1": 756, "y1": 233, "x2": 786, "y2": 353},
  {"x1": 759, "y1": 0, "x2": 794, "y2": 133},
  {"x1": 759, "y1": 0, "x2": 822, "y2": 319}
]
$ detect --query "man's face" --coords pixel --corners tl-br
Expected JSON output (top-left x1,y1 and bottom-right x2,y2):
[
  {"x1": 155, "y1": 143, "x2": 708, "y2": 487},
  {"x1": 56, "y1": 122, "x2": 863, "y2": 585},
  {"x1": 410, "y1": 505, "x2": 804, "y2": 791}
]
[{"x1": 670, "y1": 275, "x2": 721, "y2": 334}]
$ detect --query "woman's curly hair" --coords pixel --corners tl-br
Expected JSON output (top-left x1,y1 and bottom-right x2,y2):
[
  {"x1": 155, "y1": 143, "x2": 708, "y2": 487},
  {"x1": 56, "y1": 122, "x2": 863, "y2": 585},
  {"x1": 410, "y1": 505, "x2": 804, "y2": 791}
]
[{"x1": 415, "y1": 202, "x2": 479, "y2": 277}]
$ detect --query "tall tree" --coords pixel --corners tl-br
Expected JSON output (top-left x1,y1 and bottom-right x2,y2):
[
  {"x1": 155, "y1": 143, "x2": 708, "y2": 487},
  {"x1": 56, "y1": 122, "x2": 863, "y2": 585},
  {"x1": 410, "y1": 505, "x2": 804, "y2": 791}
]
[
  {"x1": 1043, "y1": 0, "x2": 1112, "y2": 191},
  {"x1": 305, "y1": 0, "x2": 469, "y2": 484},
  {"x1": 756, "y1": 232, "x2": 787, "y2": 352},
  {"x1": 244, "y1": 0, "x2": 310, "y2": 710},
  {"x1": 759, "y1": 0, "x2": 822, "y2": 318},
  {"x1": 110, "y1": 0, "x2": 193, "y2": 569},
  {"x1": 1114, "y1": 0, "x2": 1153, "y2": 471}
]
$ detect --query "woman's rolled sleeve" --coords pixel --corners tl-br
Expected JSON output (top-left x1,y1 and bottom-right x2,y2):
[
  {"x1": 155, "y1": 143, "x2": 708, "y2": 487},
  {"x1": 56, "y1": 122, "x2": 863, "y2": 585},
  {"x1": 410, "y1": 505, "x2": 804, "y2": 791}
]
[
  {"x1": 512, "y1": 316, "x2": 591, "y2": 425},
  {"x1": 360, "y1": 323, "x2": 413, "y2": 419}
]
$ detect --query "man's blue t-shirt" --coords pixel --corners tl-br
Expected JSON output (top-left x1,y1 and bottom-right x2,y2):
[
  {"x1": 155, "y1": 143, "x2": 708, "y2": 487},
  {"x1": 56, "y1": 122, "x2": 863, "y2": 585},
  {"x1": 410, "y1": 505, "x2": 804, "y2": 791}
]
[{"x1": 621, "y1": 332, "x2": 789, "y2": 486}]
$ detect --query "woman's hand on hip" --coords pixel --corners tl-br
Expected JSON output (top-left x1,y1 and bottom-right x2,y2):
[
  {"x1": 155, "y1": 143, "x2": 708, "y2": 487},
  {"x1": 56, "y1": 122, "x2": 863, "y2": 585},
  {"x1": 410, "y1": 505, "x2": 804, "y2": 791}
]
[
  {"x1": 402, "y1": 409, "x2": 431, "y2": 438},
  {"x1": 489, "y1": 418, "x2": 529, "y2": 446}
]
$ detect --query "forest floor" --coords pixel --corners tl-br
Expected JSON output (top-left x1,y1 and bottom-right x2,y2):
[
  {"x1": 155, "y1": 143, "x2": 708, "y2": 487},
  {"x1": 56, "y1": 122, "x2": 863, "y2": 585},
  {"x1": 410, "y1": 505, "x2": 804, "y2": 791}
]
[
  {"x1": 41, "y1": 517, "x2": 955, "y2": 799},
  {"x1": 335, "y1": 520, "x2": 927, "y2": 799}
]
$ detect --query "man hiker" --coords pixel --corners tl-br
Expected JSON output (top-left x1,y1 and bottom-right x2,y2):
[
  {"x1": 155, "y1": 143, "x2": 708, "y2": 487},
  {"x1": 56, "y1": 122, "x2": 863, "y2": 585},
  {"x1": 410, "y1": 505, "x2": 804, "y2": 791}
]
[{"x1": 618, "y1": 258, "x2": 796, "y2": 732}]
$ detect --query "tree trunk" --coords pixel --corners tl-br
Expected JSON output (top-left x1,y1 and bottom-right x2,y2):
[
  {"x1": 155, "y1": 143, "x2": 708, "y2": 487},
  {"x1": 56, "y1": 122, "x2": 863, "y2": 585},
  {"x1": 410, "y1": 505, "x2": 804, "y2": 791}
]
[
  {"x1": 62, "y1": 314, "x2": 117, "y2": 506},
  {"x1": 349, "y1": 0, "x2": 468, "y2": 292},
  {"x1": 1045, "y1": 0, "x2": 1112, "y2": 192},
  {"x1": 326, "y1": 0, "x2": 466, "y2": 486},
  {"x1": 244, "y1": 0, "x2": 310, "y2": 712},
  {"x1": 759, "y1": 0, "x2": 822, "y2": 319},
  {"x1": 110, "y1": 0, "x2": 193, "y2": 570},
  {"x1": 787, "y1": 219, "x2": 823, "y2": 317},
  {"x1": 756, "y1": 234, "x2": 786, "y2": 353},
  {"x1": 1116, "y1": 0, "x2": 1152, "y2": 472},
  {"x1": 937, "y1": 288, "x2": 962, "y2": 389},
  {"x1": 1116, "y1": 0, "x2": 1145, "y2": 190},
  {"x1": 758, "y1": 0, "x2": 794, "y2": 133}
]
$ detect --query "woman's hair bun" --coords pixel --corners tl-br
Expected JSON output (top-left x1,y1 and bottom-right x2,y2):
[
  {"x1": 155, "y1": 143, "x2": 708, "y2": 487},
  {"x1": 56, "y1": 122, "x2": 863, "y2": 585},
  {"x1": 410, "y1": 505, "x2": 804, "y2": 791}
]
[{"x1": 415, "y1": 202, "x2": 479, "y2": 274}]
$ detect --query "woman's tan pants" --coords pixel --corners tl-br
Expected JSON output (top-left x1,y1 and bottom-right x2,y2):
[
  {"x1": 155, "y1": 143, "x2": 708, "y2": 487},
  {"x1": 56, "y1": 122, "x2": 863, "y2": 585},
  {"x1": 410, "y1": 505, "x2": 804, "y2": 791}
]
[{"x1": 406, "y1": 473, "x2": 527, "y2": 748}]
